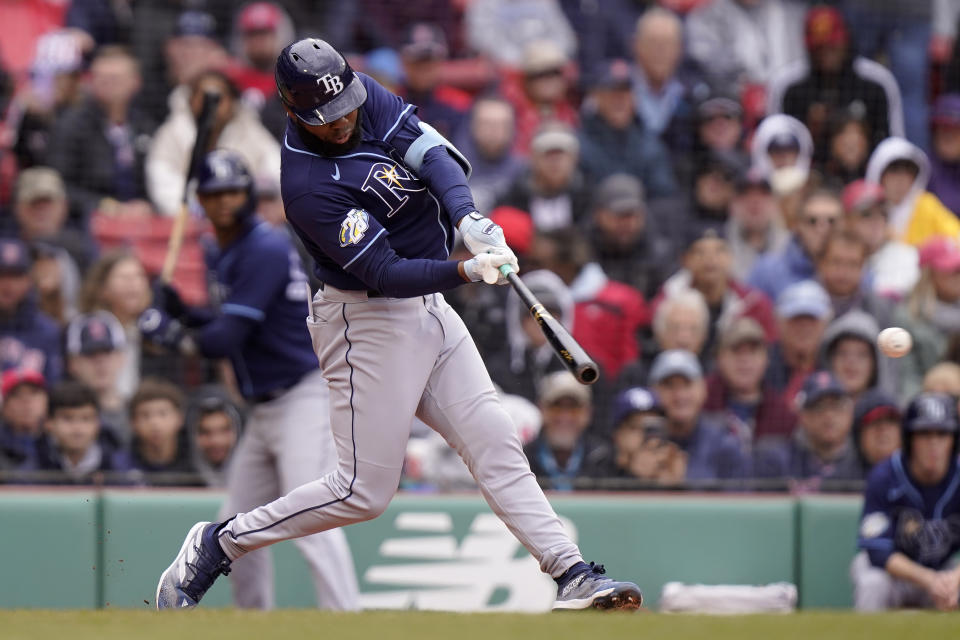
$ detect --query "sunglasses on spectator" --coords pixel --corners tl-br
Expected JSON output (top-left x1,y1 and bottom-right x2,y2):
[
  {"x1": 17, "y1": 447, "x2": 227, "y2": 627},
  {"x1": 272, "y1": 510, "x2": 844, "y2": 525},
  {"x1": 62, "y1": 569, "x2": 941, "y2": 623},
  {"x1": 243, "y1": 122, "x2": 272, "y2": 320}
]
[
  {"x1": 527, "y1": 67, "x2": 564, "y2": 80},
  {"x1": 801, "y1": 215, "x2": 840, "y2": 228}
]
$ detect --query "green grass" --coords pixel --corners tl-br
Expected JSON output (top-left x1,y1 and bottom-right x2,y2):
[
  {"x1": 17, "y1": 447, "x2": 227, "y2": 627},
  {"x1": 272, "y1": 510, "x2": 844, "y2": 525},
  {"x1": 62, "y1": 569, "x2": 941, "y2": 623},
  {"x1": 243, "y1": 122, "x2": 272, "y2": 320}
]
[{"x1": 0, "y1": 610, "x2": 952, "y2": 640}]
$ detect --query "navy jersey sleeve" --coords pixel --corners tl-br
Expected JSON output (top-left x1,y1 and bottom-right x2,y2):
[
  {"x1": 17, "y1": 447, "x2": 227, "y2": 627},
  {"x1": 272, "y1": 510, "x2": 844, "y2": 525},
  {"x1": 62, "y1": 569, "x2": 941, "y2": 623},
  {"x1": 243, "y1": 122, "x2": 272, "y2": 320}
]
[
  {"x1": 360, "y1": 73, "x2": 477, "y2": 225},
  {"x1": 286, "y1": 191, "x2": 464, "y2": 297},
  {"x1": 195, "y1": 234, "x2": 289, "y2": 358},
  {"x1": 858, "y1": 464, "x2": 897, "y2": 568}
]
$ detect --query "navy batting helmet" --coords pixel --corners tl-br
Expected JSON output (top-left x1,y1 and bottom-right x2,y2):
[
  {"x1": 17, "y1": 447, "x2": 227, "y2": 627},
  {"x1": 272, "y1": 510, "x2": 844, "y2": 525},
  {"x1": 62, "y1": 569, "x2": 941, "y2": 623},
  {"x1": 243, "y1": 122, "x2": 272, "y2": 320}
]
[
  {"x1": 901, "y1": 392, "x2": 960, "y2": 459},
  {"x1": 275, "y1": 38, "x2": 367, "y2": 126},
  {"x1": 196, "y1": 150, "x2": 257, "y2": 220},
  {"x1": 197, "y1": 150, "x2": 253, "y2": 195}
]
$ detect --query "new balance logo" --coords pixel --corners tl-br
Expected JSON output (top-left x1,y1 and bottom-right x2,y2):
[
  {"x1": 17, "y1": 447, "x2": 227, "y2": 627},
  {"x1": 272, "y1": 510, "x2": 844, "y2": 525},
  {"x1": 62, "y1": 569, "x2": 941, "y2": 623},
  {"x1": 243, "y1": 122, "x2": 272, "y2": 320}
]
[{"x1": 317, "y1": 73, "x2": 344, "y2": 95}]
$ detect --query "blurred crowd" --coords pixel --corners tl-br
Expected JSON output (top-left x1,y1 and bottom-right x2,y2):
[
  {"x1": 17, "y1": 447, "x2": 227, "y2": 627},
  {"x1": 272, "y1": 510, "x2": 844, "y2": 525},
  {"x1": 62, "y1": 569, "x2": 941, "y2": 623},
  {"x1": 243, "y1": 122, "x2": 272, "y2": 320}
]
[{"x1": 2, "y1": 0, "x2": 960, "y2": 491}]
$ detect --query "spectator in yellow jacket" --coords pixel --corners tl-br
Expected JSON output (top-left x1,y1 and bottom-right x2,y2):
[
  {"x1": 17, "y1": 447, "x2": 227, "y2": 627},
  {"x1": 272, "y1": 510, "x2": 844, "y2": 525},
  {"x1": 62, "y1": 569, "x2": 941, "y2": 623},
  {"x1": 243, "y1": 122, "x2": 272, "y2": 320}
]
[{"x1": 865, "y1": 137, "x2": 960, "y2": 247}]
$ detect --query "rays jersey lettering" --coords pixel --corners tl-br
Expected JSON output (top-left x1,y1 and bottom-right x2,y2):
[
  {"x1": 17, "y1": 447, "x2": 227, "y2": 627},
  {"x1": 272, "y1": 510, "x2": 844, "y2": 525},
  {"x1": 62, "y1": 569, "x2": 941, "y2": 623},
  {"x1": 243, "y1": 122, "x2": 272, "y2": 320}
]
[{"x1": 361, "y1": 162, "x2": 426, "y2": 218}]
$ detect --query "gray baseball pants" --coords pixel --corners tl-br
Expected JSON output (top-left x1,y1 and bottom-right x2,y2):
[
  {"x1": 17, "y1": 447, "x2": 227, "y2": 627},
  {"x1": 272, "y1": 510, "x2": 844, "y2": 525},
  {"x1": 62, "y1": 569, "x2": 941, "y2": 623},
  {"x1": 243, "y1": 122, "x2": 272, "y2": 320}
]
[
  {"x1": 218, "y1": 289, "x2": 583, "y2": 579},
  {"x1": 219, "y1": 368, "x2": 359, "y2": 610}
]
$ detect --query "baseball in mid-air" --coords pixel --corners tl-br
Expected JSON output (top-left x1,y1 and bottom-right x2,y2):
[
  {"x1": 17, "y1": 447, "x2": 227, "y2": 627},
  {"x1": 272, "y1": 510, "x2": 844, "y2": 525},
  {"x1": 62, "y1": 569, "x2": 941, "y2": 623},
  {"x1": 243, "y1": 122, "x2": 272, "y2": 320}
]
[{"x1": 877, "y1": 327, "x2": 912, "y2": 358}]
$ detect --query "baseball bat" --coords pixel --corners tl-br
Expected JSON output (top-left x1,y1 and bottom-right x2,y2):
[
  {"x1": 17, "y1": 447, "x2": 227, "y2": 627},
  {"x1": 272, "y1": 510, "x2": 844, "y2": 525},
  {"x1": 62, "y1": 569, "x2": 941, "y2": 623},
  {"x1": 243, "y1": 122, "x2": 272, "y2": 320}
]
[
  {"x1": 161, "y1": 90, "x2": 222, "y2": 283},
  {"x1": 499, "y1": 264, "x2": 599, "y2": 385}
]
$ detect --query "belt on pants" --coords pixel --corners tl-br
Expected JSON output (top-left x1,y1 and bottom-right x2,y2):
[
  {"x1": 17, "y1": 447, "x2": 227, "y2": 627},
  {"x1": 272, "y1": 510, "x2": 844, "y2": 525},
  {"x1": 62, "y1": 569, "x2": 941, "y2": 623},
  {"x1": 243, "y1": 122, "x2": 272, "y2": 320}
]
[{"x1": 318, "y1": 282, "x2": 382, "y2": 298}]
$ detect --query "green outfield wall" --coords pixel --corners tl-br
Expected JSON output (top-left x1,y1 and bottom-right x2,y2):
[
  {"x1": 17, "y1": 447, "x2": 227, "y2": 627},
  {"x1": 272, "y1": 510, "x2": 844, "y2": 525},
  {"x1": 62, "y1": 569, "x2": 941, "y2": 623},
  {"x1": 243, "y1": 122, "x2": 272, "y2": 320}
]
[{"x1": 0, "y1": 489, "x2": 863, "y2": 610}]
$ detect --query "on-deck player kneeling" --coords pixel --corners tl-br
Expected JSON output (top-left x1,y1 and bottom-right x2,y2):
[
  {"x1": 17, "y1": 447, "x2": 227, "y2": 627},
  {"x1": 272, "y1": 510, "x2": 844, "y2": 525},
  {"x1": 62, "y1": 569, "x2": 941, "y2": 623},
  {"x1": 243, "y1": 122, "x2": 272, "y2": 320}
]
[{"x1": 154, "y1": 37, "x2": 642, "y2": 612}]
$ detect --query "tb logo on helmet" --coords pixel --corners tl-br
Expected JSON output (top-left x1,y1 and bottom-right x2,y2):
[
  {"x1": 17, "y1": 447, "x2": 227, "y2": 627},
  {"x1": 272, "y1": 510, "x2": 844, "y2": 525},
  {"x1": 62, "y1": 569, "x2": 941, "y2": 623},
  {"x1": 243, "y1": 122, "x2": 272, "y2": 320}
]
[{"x1": 317, "y1": 73, "x2": 344, "y2": 96}]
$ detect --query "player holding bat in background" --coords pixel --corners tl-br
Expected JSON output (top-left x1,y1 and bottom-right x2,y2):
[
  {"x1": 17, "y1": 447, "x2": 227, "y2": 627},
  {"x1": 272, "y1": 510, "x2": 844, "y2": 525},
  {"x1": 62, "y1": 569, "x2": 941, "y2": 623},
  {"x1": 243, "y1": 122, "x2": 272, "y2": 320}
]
[{"x1": 155, "y1": 38, "x2": 642, "y2": 612}]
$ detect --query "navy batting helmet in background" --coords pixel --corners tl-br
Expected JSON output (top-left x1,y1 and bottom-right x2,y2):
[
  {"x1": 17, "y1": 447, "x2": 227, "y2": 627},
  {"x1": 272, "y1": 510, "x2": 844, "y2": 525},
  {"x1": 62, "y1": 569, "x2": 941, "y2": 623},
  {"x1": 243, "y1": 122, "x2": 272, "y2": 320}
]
[
  {"x1": 901, "y1": 392, "x2": 960, "y2": 459},
  {"x1": 275, "y1": 38, "x2": 367, "y2": 126},
  {"x1": 196, "y1": 149, "x2": 257, "y2": 220}
]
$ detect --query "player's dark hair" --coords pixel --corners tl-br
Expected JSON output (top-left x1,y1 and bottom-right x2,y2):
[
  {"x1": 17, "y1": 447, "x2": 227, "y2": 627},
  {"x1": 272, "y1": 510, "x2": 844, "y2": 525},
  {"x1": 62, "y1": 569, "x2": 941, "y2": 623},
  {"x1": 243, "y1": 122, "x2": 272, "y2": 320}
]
[
  {"x1": 48, "y1": 380, "x2": 100, "y2": 417},
  {"x1": 130, "y1": 378, "x2": 185, "y2": 419}
]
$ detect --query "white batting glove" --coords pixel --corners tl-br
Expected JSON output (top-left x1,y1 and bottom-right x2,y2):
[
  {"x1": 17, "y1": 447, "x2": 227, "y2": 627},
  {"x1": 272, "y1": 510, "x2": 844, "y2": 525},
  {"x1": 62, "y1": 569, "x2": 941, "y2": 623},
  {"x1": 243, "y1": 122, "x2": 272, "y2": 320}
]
[
  {"x1": 459, "y1": 212, "x2": 509, "y2": 255},
  {"x1": 463, "y1": 250, "x2": 518, "y2": 285}
]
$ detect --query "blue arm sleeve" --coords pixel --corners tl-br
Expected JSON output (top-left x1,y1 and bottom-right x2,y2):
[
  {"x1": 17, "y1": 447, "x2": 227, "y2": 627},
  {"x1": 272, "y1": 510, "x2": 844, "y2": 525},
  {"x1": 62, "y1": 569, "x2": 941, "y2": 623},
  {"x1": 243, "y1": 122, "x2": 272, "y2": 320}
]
[
  {"x1": 361, "y1": 73, "x2": 477, "y2": 225},
  {"x1": 858, "y1": 470, "x2": 897, "y2": 568},
  {"x1": 194, "y1": 229, "x2": 290, "y2": 357}
]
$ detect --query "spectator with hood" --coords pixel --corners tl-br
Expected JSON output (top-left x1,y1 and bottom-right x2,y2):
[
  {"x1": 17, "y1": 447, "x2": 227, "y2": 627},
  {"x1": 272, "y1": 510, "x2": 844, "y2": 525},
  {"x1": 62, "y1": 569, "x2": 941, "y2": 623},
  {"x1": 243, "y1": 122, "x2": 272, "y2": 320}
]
[
  {"x1": 0, "y1": 238, "x2": 62, "y2": 384},
  {"x1": 927, "y1": 94, "x2": 960, "y2": 217},
  {"x1": 767, "y1": 5, "x2": 904, "y2": 161},
  {"x1": 578, "y1": 58, "x2": 676, "y2": 198},
  {"x1": 841, "y1": 179, "x2": 919, "y2": 301},
  {"x1": 819, "y1": 309, "x2": 895, "y2": 402},
  {"x1": 865, "y1": 137, "x2": 960, "y2": 248},
  {"x1": 750, "y1": 114, "x2": 814, "y2": 192}
]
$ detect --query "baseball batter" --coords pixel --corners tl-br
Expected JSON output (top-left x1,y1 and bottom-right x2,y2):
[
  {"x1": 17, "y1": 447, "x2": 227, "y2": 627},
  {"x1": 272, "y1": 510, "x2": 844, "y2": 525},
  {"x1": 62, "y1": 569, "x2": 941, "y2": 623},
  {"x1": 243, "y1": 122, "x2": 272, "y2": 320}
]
[
  {"x1": 140, "y1": 150, "x2": 357, "y2": 610},
  {"x1": 156, "y1": 38, "x2": 641, "y2": 612}
]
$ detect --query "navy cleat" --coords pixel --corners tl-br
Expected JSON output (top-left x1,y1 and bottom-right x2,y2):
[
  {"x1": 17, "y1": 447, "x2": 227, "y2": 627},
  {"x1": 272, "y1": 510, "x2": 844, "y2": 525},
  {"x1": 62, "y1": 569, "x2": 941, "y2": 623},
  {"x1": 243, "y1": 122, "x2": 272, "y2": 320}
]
[
  {"x1": 155, "y1": 521, "x2": 232, "y2": 610},
  {"x1": 553, "y1": 562, "x2": 643, "y2": 611}
]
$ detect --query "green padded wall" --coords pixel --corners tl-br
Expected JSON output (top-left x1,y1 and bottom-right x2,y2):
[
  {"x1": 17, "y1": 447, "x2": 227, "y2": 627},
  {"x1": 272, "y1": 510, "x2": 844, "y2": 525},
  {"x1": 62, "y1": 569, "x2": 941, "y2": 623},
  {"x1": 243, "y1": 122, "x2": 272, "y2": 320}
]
[
  {"x1": 99, "y1": 490, "x2": 318, "y2": 608},
  {"x1": 796, "y1": 496, "x2": 862, "y2": 608},
  {"x1": 0, "y1": 491, "x2": 99, "y2": 608}
]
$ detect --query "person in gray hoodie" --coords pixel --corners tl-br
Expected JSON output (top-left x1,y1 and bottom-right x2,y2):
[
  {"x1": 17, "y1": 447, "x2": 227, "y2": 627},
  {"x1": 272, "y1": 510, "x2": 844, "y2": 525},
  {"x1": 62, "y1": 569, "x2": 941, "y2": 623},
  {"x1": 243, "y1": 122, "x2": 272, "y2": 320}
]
[{"x1": 819, "y1": 309, "x2": 896, "y2": 402}]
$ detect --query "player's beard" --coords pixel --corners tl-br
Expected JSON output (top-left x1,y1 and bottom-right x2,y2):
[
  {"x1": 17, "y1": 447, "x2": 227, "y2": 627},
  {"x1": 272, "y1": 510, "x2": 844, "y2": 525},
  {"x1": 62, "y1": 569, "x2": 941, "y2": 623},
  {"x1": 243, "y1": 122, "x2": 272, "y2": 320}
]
[{"x1": 297, "y1": 110, "x2": 364, "y2": 157}]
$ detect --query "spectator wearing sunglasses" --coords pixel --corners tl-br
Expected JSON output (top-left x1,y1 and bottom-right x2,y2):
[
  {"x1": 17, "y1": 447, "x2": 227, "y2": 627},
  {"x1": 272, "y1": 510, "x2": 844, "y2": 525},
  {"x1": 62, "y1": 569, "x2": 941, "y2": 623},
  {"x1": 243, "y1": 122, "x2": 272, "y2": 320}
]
[{"x1": 748, "y1": 189, "x2": 844, "y2": 302}]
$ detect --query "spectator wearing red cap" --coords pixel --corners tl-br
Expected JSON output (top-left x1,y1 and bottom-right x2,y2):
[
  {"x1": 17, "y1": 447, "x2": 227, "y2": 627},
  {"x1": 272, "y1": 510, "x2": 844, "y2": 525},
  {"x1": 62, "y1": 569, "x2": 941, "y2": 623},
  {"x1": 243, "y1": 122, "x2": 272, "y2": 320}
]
[
  {"x1": 226, "y1": 3, "x2": 293, "y2": 103},
  {"x1": 0, "y1": 369, "x2": 47, "y2": 472},
  {"x1": 892, "y1": 236, "x2": 960, "y2": 401},
  {"x1": 928, "y1": 94, "x2": 960, "y2": 217},
  {"x1": 767, "y1": 5, "x2": 904, "y2": 167},
  {"x1": 842, "y1": 179, "x2": 918, "y2": 300}
]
